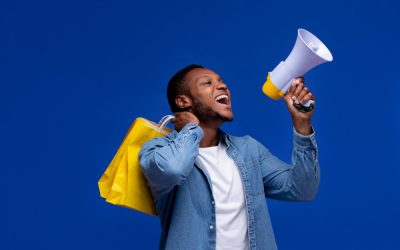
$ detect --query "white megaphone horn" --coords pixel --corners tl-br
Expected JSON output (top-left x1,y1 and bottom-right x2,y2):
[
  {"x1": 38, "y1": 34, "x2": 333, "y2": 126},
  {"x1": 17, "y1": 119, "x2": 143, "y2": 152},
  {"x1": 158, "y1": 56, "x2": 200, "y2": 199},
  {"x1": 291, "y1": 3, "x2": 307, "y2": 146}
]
[{"x1": 262, "y1": 28, "x2": 333, "y2": 111}]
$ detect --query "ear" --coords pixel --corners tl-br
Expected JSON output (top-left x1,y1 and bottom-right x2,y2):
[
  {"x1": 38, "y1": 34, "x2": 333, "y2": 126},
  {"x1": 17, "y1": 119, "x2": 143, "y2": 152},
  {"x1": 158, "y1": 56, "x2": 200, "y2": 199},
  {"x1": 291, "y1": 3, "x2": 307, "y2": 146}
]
[{"x1": 175, "y1": 95, "x2": 192, "y2": 110}]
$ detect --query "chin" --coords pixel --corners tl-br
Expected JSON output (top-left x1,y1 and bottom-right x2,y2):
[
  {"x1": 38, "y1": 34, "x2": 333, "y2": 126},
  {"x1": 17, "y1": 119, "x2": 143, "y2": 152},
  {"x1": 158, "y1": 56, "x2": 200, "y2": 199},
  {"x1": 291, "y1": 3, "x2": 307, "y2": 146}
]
[
  {"x1": 224, "y1": 117, "x2": 234, "y2": 122},
  {"x1": 221, "y1": 112, "x2": 234, "y2": 122}
]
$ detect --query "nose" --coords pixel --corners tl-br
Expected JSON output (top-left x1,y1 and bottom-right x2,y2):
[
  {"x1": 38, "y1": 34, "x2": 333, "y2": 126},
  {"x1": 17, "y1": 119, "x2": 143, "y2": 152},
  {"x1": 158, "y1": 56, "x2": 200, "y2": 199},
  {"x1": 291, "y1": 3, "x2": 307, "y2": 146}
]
[{"x1": 216, "y1": 81, "x2": 228, "y2": 90}]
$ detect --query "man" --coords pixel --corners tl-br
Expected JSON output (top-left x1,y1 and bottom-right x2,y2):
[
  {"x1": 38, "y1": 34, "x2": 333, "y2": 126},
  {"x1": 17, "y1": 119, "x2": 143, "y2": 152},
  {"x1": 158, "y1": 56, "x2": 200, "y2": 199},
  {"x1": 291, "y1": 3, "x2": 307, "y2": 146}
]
[{"x1": 139, "y1": 64, "x2": 320, "y2": 250}]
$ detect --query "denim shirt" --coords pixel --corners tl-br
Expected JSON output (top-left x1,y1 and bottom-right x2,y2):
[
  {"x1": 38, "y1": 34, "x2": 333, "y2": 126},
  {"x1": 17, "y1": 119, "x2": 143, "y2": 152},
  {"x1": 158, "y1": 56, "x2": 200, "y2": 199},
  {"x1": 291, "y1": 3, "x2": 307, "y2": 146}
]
[{"x1": 139, "y1": 123, "x2": 320, "y2": 250}]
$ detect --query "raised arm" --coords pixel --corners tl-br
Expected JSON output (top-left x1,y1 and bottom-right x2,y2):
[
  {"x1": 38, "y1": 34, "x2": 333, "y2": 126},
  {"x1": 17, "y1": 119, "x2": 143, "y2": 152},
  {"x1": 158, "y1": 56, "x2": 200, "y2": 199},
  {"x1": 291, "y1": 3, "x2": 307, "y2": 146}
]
[
  {"x1": 139, "y1": 112, "x2": 203, "y2": 199},
  {"x1": 261, "y1": 77, "x2": 320, "y2": 201},
  {"x1": 259, "y1": 129, "x2": 320, "y2": 201}
]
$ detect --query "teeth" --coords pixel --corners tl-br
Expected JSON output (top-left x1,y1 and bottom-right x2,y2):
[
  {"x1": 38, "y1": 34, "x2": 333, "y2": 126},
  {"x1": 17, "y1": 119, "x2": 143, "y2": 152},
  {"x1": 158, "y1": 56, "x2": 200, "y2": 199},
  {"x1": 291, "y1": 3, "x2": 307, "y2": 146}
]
[{"x1": 215, "y1": 95, "x2": 228, "y2": 101}]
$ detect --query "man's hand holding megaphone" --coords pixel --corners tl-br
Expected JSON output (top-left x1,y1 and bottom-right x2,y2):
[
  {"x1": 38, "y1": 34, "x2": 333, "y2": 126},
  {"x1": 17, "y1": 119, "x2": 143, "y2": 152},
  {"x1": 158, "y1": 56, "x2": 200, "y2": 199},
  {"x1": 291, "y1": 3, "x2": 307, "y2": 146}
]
[{"x1": 284, "y1": 76, "x2": 315, "y2": 136}]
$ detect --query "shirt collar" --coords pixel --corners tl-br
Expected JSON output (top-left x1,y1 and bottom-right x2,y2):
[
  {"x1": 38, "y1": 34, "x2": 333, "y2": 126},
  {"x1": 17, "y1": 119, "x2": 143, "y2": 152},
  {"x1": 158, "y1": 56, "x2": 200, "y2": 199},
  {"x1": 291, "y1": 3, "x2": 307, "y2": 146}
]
[{"x1": 218, "y1": 129, "x2": 232, "y2": 149}]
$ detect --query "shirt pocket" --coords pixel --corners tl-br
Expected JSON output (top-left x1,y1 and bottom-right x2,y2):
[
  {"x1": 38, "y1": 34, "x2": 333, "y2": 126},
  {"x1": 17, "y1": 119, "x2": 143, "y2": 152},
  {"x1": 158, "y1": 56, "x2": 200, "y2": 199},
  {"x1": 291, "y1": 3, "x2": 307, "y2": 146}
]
[{"x1": 244, "y1": 159, "x2": 265, "y2": 196}]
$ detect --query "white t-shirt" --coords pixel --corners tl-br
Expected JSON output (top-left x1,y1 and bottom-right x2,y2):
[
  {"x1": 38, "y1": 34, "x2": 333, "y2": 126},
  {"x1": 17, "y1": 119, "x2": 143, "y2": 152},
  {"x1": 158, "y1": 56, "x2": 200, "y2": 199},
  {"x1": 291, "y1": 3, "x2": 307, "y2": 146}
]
[{"x1": 195, "y1": 142, "x2": 249, "y2": 250}]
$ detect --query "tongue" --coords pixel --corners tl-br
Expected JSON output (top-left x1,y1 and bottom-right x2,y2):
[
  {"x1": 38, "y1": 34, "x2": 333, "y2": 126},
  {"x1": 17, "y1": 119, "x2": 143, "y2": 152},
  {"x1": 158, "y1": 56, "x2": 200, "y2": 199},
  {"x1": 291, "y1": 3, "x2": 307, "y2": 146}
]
[{"x1": 217, "y1": 98, "x2": 227, "y2": 104}]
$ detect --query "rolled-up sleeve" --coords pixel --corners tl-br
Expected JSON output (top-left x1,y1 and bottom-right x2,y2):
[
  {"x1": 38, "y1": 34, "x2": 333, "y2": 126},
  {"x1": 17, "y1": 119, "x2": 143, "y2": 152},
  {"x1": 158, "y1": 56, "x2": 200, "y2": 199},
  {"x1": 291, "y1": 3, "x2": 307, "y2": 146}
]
[{"x1": 139, "y1": 123, "x2": 204, "y2": 198}]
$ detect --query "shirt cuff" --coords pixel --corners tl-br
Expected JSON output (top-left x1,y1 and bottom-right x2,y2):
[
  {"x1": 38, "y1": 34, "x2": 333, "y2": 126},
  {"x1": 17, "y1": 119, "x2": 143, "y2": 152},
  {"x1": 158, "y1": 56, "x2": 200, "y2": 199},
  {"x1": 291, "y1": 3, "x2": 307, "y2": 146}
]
[
  {"x1": 293, "y1": 126, "x2": 317, "y2": 149},
  {"x1": 180, "y1": 123, "x2": 204, "y2": 141}
]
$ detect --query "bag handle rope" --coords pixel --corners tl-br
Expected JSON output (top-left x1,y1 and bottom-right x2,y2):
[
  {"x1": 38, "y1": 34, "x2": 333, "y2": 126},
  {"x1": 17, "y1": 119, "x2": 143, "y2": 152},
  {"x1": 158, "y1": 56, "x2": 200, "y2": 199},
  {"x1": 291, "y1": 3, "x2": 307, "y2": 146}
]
[{"x1": 157, "y1": 115, "x2": 175, "y2": 132}]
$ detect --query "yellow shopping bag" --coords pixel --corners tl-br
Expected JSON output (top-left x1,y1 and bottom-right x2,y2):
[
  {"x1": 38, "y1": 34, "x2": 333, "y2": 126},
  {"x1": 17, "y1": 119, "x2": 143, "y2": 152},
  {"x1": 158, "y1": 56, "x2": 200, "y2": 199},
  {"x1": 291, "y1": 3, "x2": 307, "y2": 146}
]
[{"x1": 98, "y1": 115, "x2": 174, "y2": 216}]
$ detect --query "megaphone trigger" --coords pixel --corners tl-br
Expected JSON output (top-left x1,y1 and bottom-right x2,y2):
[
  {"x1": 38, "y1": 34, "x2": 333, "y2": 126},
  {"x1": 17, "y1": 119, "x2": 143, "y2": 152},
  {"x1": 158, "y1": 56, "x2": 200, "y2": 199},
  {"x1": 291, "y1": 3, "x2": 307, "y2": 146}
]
[{"x1": 293, "y1": 100, "x2": 314, "y2": 113}]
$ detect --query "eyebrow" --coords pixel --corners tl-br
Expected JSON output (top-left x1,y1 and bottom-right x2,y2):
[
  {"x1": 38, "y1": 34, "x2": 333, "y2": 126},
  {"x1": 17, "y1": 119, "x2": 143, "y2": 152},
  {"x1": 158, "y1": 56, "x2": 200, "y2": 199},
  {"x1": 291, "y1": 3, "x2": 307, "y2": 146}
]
[{"x1": 196, "y1": 75, "x2": 223, "y2": 82}]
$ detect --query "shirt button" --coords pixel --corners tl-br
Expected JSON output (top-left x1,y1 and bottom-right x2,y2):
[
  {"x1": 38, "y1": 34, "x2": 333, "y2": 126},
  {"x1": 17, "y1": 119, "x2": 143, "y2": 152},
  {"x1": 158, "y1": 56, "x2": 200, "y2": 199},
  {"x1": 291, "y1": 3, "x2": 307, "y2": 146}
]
[
  {"x1": 211, "y1": 201, "x2": 215, "y2": 205},
  {"x1": 209, "y1": 224, "x2": 214, "y2": 230}
]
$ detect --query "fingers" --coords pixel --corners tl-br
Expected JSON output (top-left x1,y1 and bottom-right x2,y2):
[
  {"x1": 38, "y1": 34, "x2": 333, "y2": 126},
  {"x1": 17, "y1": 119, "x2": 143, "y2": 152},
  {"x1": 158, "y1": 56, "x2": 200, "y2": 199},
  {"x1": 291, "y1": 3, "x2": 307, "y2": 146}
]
[
  {"x1": 300, "y1": 92, "x2": 315, "y2": 104},
  {"x1": 297, "y1": 87, "x2": 309, "y2": 103},
  {"x1": 172, "y1": 111, "x2": 199, "y2": 131},
  {"x1": 289, "y1": 77, "x2": 315, "y2": 105},
  {"x1": 292, "y1": 77, "x2": 304, "y2": 96},
  {"x1": 288, "y1": 77, "x2": 301, "y2": 94}
]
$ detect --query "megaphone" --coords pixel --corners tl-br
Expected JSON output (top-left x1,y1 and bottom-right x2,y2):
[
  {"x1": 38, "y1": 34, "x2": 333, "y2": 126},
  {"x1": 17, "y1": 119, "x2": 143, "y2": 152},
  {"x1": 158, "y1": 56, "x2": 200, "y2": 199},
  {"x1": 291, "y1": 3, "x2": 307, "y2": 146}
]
[{"x1": 262, "y1": 28, "x2": 333, "y2": 111}]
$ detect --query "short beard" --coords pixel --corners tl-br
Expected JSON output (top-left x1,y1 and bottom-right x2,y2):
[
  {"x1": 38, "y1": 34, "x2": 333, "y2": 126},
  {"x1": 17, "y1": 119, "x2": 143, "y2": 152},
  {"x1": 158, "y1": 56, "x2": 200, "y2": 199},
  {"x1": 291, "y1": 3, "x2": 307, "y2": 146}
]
[{"x1": 191, "y1": 98, "x2": 233, "y2": 123}]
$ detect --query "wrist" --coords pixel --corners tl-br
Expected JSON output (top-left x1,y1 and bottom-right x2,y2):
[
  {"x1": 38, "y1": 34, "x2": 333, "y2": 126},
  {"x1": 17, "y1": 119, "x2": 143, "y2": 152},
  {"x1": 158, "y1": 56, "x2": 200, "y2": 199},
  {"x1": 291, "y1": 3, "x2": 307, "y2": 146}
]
[{"x1": 292, "y1": 118, "x2": 312, "y2": 135}]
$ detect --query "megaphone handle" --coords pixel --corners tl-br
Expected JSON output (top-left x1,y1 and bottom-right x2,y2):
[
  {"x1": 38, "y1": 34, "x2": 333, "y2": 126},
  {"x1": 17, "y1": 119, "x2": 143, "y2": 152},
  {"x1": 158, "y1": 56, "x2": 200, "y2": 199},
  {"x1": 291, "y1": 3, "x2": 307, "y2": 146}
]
[{"x1": 293, "y1": 100, "x2": 314, "y2": 113}]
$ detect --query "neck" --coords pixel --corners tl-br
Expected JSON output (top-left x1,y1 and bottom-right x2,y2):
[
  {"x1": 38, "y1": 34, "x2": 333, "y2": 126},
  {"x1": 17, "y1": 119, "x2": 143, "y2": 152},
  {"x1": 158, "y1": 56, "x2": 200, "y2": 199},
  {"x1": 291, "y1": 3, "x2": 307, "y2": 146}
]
[{"x1": 198, "y1": 121, "x2": 222, "y2": 147}]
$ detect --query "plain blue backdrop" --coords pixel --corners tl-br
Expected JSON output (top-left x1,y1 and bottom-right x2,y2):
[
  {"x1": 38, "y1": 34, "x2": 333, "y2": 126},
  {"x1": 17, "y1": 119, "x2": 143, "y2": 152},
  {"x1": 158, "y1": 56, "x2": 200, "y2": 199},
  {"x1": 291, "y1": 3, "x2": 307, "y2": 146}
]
[{"x1": 1, "y1": 0, "x2": 399, "y2": 249}]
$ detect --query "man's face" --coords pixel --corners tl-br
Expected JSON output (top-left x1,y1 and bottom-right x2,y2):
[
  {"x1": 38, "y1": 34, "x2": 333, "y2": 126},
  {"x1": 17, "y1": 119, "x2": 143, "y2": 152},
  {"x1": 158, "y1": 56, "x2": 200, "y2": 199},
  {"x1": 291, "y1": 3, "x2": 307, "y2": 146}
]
[{"x1": 184, "y1": 68, "x2": 233, "y2": 122}]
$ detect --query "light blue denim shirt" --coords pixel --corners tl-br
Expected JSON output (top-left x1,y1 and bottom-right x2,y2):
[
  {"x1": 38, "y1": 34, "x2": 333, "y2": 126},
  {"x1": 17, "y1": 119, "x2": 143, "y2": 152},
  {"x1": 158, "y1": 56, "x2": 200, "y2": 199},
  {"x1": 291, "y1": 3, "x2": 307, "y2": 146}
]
[{"x1": 139, "y1": 123, "x2": 320, "y2": 250}]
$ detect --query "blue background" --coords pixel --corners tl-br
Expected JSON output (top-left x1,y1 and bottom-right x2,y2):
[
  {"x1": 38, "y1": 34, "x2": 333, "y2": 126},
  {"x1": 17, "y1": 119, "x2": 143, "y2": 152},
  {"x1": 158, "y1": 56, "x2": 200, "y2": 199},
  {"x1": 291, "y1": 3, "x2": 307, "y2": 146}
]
[{"x1": 1, "y1": 0, "x2": 399, "y2": 249}]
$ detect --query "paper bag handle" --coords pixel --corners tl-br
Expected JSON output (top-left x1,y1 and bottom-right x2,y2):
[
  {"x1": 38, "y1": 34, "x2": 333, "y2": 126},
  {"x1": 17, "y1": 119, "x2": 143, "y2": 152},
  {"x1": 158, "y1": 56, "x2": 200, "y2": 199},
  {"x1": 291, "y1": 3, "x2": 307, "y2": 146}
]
[{"x1": 157, "y1": 115, "x2": 175, "y2": 132}]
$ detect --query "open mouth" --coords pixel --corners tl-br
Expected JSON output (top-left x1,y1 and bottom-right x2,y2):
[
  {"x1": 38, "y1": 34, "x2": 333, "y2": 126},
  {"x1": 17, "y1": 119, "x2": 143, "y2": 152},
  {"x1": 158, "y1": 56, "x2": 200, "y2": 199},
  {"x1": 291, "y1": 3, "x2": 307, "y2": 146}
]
[{"x1": 215, "y1": 94, "x2": 230, "y2": 105}]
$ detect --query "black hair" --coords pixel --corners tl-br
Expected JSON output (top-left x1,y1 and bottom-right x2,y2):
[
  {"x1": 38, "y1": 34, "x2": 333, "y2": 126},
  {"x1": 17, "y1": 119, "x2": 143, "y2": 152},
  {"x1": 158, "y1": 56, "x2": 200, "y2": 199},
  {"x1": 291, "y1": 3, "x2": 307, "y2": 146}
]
[{"x1": 167, "y1": 64, "x2": 204, "y2": 113}]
